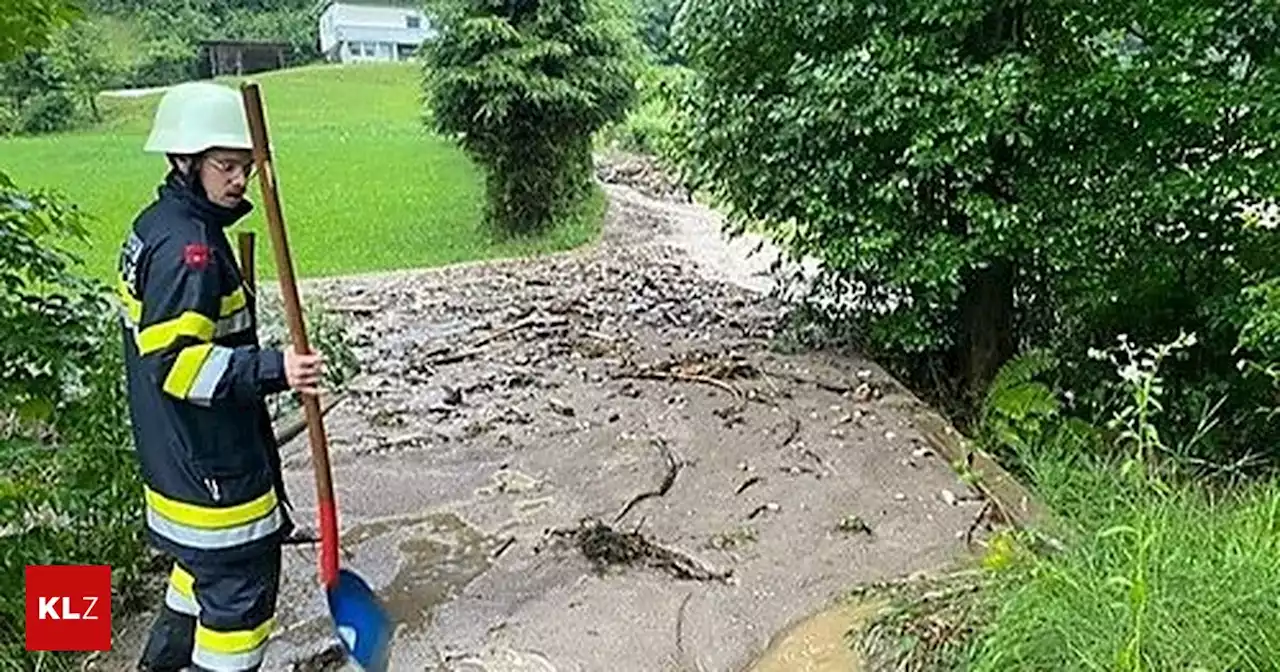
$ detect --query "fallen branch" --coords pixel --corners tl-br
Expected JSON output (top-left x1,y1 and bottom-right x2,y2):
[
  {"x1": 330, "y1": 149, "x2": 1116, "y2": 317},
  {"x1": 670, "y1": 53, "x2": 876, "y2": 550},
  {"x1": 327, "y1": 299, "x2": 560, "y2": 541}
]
[
  {"x1": 616, "y1": 370, "x2": 742, "y2": 399},
  {"x1": 273, "y1": 392, "x2": 346, "y2": 446},
  {"x1": 762, "y1": 367, "x2": 855, "y2": 394},
  {"x1": 615, "y1": 438, "x2": 682, "y2": 523},
  {"x1": 471, "y1": 314, "x2": 568, "y2": 349},
  {"x1": 541, "y1": 518, "x2": 733, "y2": 583}
]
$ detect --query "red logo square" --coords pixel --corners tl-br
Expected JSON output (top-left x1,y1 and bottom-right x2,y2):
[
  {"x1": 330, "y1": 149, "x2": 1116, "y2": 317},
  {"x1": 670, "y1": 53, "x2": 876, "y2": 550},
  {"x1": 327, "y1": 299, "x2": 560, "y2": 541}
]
[{"x1": 25, "y1": 565, "x2": 112, "y2": 652}]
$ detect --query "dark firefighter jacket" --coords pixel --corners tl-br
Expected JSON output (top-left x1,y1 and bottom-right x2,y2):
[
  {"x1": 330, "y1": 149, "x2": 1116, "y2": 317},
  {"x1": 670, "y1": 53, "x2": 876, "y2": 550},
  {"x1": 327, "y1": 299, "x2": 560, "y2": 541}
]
[{"x1": 116, "y1": 170, "x2": 293, "y2": 565}]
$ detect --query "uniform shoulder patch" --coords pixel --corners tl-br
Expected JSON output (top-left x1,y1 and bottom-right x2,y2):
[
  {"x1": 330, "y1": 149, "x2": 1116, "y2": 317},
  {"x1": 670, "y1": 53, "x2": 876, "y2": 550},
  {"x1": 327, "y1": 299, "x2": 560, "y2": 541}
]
[{"x1": 183, "y1": 243, "x2": 211, "y2": 270}]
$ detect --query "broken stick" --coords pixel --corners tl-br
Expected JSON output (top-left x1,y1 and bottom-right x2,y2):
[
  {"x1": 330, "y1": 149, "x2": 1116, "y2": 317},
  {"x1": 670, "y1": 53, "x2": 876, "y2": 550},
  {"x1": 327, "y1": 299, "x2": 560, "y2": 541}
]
[
  {"x1": 616, "y1": 370, "x2": 742, "y2": 399},
  {"x1": 614, "y1": 438, "x2": 682, "y2": 523}
]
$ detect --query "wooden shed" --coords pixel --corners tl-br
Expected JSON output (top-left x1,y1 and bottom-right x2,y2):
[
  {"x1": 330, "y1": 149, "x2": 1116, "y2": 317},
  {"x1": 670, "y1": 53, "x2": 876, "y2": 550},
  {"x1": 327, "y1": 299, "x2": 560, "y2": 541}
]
[{"x1": 199, "y1": 40, "x2": 292, "y2": 78}]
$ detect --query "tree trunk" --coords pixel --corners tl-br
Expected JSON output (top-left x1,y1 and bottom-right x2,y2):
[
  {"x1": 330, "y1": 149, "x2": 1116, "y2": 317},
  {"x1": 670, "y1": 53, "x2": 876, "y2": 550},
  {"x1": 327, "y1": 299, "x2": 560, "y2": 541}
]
[{"x1": 956, "y1": 259, "x2": 1016, "y2": 410}]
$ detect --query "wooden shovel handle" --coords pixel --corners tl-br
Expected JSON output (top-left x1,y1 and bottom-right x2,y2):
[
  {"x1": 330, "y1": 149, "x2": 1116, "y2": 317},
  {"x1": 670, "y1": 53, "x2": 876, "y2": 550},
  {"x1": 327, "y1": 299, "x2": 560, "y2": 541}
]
[{"x1": 241, "y1": 81, "x2": 339, "y2": 588}]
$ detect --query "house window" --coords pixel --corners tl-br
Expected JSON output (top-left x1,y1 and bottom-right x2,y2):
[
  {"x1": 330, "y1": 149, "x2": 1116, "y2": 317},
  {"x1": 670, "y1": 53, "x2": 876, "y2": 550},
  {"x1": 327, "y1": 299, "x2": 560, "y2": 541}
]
[{"x1": 406, "y1": 15, "x2": 421, "y2": 29}]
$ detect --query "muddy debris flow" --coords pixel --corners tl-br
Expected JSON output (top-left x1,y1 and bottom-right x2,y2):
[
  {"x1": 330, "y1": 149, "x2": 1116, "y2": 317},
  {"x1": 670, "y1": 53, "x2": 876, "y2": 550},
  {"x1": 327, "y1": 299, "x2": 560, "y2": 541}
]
[{"x1": 184, "y1": 153, "x2": 995, "y2": 672}]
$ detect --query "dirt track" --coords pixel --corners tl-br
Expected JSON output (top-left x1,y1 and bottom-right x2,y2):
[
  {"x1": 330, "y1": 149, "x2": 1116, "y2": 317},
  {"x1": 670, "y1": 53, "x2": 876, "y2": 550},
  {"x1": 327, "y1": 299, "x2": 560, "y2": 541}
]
[
  {"x1": 256, "y1": 158, "x2": 985, "y2": 671},
  {"x1": 91, "y1": 156, "x2": 986, "y2": 671}
]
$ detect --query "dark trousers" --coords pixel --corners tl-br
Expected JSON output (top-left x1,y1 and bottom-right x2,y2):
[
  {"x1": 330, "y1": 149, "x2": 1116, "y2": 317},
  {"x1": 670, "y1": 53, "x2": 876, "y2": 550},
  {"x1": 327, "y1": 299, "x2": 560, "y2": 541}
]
[{"x1": 138, "y1": 544, "x2": 281, "y2": 672}]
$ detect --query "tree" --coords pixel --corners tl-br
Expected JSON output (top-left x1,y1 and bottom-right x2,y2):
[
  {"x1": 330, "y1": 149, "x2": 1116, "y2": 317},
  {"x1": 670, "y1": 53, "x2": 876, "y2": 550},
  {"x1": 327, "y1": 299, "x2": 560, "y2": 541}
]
[
  {"x1": 423, "y1": 0, "x2": 640, "y2": 235},
  {"x1": 0, "y1": 0, "x2": 81, "y2": 62},
  {"x1": 674, "y1": 0, "x2": 1280, "y2": 456},
  {"x1": 48, "y1": 19, "x2": 120, "y2": 121}
]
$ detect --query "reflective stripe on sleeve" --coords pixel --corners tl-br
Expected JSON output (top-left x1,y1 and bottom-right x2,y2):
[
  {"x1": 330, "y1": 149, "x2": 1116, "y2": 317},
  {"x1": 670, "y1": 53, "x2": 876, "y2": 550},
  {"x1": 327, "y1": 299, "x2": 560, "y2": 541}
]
[
  {"x1": 220, "y1": 288, "x2": 246, "y2": 317},
  {"x1": 214, "y1": 309, "x2": 253, "y2": 339},
  {"x1": 138, "y1": 312, "x2": 216, "y2": 354},
  {"x1": 188, "y1": 346, "x2": 232, "y2": 405}
]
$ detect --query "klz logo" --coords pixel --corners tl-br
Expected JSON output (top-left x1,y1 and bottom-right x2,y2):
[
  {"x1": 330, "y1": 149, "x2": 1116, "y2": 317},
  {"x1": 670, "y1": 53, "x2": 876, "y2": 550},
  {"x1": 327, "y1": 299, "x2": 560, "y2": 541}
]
[{"x1": 25, "y1": 565, "x2": 111, "y2": 652}]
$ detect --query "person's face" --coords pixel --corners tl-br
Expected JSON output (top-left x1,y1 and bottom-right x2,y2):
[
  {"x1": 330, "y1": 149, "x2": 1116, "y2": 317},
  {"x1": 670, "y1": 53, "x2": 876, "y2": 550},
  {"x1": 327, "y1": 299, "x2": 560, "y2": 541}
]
[{"x1": 197, "y1": 149, "x2": 254, "y2": 208}]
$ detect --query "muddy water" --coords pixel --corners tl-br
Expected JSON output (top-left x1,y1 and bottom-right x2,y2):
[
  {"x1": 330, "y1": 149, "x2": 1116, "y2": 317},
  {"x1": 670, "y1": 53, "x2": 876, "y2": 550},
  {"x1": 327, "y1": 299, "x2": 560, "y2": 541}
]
[
  {"x1": 745, "y1": 599, "x2": 887, "y2": 672},
  {"x1": 343, "y1": 512, "x2": 501, "y2": 633}
]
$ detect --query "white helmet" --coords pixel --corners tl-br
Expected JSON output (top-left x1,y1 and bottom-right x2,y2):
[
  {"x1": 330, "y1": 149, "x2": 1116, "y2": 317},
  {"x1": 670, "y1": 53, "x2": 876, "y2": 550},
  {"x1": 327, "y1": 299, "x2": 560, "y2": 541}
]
[{"x1": 144, "y1": 81, "x2": 252, "y2": 155}]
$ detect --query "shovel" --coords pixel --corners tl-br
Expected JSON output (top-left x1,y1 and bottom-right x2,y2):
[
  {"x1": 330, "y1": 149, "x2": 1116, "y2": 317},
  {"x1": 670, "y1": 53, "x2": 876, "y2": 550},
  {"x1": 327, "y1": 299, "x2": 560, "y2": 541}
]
[{"x1": 240, "y1": 80, "x2": 394, "y2": 672}]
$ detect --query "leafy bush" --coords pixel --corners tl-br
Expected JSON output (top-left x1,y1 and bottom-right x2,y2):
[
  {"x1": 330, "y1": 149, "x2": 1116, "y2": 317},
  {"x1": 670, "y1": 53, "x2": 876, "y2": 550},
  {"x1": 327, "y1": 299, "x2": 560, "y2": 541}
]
[
  {"x1": 423, "y1": 0, "x2": 640, "y2": 235},
  {"x1": 17, "y1": 89, "x2": 77, "y2": 133},
  {"x1": 0, "y1": 171, "x2": 145, "y2": 670},
  {"x1": 673, "y1": 0, "x2": 1280, "y2": 463},
  {"x1": 597, "y1": 63, "x2": 690, "y2": 162}
]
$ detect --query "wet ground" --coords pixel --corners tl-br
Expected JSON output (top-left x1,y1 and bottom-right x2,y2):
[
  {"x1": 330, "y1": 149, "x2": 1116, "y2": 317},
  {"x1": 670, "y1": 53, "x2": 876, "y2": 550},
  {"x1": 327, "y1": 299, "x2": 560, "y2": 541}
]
[{"x1": 95, "y1": 154, "x2": 987, "y2": 671}]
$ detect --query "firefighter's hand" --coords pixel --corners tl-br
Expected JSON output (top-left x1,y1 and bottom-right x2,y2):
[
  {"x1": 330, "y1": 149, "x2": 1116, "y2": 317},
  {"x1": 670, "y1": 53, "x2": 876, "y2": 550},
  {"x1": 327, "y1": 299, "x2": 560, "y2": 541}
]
[{"x1": 284, "y1": 347, "x2": 324, "y2": 395}]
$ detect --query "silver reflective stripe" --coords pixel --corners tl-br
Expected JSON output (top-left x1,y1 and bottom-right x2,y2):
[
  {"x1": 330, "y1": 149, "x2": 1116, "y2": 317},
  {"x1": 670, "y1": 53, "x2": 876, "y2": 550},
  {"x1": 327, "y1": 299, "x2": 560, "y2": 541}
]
[
  {"x1": 189, "y1": 345, "x2": 232, "y2": 406},
  {"x1": 192, "y1": 645, "x2": 266, "y2": 671},
  {"x1": 146, "y1": 506, "x2": 282, "y2": 550},
  {"x1": 165, "y1": 583, "x2": 199, "y2": 616},
  {"x1": 215, "y1": 309, "x2": 253, "y2": 338}
]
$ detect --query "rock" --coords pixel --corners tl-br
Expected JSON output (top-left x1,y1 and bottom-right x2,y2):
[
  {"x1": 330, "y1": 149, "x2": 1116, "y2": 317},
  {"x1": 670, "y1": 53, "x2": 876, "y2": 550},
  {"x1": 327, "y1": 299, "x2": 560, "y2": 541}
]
[
  {"x1": 941, "y1": 489, "x2": 958, "y2": 506},
  {"x1": 912, "y1": 446, "x2": 934, "y2": 458}
]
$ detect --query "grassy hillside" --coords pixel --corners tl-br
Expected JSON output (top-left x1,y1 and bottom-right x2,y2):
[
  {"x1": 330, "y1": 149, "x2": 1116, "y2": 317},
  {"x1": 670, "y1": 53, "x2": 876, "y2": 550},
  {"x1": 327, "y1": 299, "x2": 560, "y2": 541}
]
[{"x1": 0, "y1": 62, "x2": 602, "y2": 281}]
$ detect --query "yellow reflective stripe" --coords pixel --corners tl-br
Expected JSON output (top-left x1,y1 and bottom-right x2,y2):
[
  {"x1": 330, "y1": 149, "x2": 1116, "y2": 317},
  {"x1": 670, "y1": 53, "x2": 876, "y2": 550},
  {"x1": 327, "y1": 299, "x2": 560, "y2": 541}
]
[
  {"x1": 170, "y1": 563, "x2": 195, "y2": 597},
  {"x1": 116, "y1": 278, "x2": 142, "y2": 324},
  {"x1": 195, "y1": 617, "x2": 276, "y2": 654},
  {"x1": 162, "y1": 344, "x2": 213, "y2": 398},
  {"x1": 220, "y1": 288, "x2": 246, "y2": 317},
  {"x1": 138, "y1": 312, "x2": 216, "y2": 354},
  {"x1": 144, "y1": 486, "x2": 278, "y2": 530}
]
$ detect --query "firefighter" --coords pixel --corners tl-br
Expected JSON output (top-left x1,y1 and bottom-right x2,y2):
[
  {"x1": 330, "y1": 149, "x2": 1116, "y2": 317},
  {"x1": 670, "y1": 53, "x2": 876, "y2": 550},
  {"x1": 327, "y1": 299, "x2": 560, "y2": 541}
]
[{"x1": 116, "y1": 81, "x2": 324, "y2": 672}]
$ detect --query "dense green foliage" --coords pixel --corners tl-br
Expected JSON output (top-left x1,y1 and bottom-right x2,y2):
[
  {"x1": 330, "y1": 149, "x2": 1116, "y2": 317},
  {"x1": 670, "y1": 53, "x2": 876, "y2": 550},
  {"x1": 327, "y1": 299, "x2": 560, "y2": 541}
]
[
  {"x1": 0, "y1": 170, "x2": 146, "y2": 670},
  {"x1": 0, "y1": 0, "x2": 80, "y2": 62},
  {"x1": 423, "y1": 0, "x2": 639, "y2": 235},
  {"x1": 673, "y1": 0, "x2": 1280, "y2": 467}
]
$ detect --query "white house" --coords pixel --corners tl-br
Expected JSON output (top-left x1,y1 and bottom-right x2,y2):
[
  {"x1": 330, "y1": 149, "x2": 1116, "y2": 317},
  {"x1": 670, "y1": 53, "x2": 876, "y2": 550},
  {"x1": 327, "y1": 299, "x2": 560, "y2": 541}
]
[{"x1": 317, "y1": 0, "x2": 434, "y2": 63}]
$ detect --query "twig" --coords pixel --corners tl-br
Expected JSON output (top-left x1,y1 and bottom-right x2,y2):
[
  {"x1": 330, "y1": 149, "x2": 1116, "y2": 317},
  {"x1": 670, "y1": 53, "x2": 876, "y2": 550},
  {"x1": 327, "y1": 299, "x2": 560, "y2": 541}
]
[
  {"x1": 675, "y1": 591, "x2": 694, "y2": 669},
  {"x1": 965, "y1": 500, "x2": 994, "y2": 547},
  {"x1": 273, "y1": 392, "x2": 346, "y2": 446},
  {"x1": 615, "y1": 438, "x2": 682, "y2": 523},
  {"x1": 426, "y1": 347, "x2": 486, "y2": 366},
  {"x1": 618, "y1": 371, "x2": 742, "y2": 399},
  {"x1": 472, "y1": 314, "x2": 568, "y2": 349},
  {"x1": 735, "y1": 476, "x2": 763, "y2": 495},
  {"x1": 493, "y1": 536, "x2": 517, "y2": 559},
  {"x1": 762, "y1": 367, "x2": 855, "y2": 394},
  {"x1": 779, "y1": 416, "x2": 801, "y2": 449}
]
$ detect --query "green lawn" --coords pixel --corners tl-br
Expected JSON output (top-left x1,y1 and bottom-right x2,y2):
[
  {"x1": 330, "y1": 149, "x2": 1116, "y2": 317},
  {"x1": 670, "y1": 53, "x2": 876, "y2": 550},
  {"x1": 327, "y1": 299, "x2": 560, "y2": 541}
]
[{"x1": 0, "y1": 62, "x2": 602, "y2": 282}]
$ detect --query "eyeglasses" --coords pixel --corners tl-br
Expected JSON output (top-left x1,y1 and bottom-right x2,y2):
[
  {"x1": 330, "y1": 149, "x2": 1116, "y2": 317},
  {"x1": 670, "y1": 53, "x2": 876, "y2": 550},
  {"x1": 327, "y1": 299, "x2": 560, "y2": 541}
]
[{"x1": 207, "y1": 157, "x2": 255, "y2": 177}]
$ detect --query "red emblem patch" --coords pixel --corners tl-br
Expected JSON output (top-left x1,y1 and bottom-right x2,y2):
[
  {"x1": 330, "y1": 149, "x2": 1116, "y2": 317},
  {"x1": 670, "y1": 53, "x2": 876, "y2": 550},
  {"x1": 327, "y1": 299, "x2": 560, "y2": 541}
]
[{"x1": 183, "y1": 243, "x2": 210, "y2": 270}]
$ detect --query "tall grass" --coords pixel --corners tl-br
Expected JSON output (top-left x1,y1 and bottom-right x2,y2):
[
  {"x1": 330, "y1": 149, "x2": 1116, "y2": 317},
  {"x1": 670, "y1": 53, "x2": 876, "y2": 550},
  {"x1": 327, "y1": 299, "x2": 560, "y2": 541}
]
[
  {"x1": 964, "y1": 333, "x2": 1280, "y2": 671},
  {"x1": 964, "y1": 450, "x2": 1280, "y2": 671}
]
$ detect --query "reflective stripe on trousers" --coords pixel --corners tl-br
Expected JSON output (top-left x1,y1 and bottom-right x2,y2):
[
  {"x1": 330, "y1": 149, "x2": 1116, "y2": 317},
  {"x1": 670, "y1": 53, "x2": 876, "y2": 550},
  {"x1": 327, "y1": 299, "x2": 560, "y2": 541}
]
[
  {"x1": 192, "y1": 617, "x2": 276, "y2": 671},
  {"x1": 145, "y1": 486, "x2": 283, "y2": 552}
]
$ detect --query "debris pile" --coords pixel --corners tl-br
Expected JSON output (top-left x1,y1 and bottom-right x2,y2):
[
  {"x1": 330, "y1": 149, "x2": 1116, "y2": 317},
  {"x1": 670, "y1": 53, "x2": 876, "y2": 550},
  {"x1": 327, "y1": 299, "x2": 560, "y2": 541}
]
[{"x1": 594, "y1": 152, "x2": 691, "y2": 203}]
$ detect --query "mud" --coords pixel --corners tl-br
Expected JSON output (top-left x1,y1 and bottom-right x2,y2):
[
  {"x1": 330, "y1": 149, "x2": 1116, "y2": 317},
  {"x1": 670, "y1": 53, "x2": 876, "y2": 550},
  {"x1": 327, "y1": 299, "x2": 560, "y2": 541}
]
[{"x1": 92, "y1": 154, "x2": 987, "y2": 672}]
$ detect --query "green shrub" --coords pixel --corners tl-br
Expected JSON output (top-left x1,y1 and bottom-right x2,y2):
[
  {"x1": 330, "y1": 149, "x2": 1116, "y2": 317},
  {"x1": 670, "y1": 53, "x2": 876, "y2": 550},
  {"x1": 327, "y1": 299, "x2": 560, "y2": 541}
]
[
  {"x1": 673, "y1": 0, "x2": 1280, "y2": 462},
  {"x1": 597, "y1": 63, "x2": 690, "y2": 162},
  {"x1": 423, "y1": 0, "x2": 640, "y2": 236},
  {"x1": 17, "y1": 89, "x2": 76, "y2": 133},
  {"x1": 0, "y1": 171, "x2": 145, "y2": 670}
]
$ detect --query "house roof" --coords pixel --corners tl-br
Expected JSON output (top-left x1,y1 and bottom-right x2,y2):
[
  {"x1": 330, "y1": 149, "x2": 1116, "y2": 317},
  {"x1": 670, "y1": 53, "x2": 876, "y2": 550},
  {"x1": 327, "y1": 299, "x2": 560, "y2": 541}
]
[
  {"x1": 315, "y1": 0, "x2": 424, "y2": 11},
  {"x1": 200, "y1": 39, "x2": 294, "y2": 48}
]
